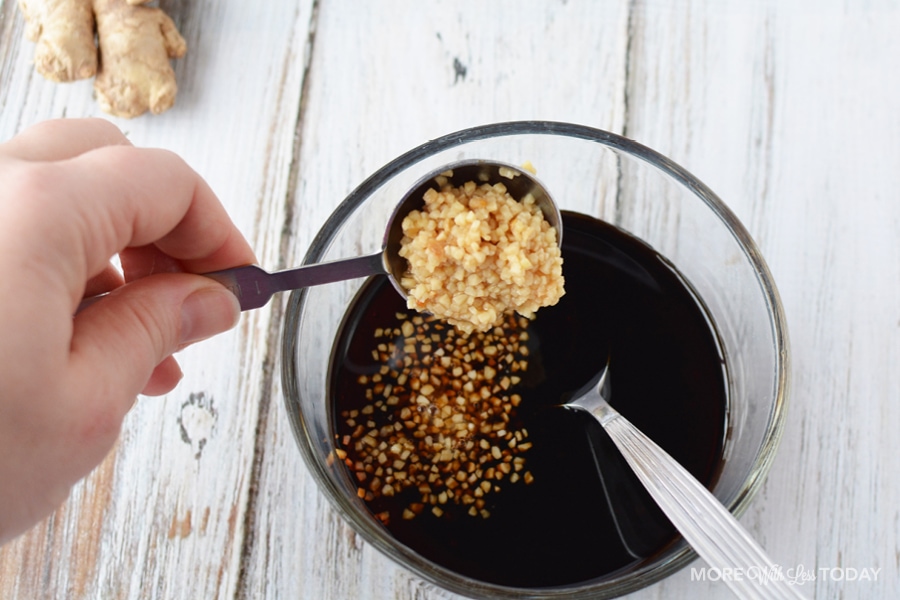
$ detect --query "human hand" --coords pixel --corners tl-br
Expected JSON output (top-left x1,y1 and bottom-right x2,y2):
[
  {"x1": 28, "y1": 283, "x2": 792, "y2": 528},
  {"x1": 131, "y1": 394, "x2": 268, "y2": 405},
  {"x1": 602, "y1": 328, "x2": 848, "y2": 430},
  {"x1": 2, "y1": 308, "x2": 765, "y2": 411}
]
[{"x1": 0, "y1": 118, "x2": 256, "y2": 544}]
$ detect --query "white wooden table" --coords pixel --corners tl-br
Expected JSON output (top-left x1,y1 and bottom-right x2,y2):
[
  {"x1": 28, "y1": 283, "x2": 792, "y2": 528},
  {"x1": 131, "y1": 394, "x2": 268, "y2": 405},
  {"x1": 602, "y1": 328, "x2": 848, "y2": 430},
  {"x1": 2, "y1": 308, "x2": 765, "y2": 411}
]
[{"x1": 1, "y1": 1, "x2": 898, "y2": 598}]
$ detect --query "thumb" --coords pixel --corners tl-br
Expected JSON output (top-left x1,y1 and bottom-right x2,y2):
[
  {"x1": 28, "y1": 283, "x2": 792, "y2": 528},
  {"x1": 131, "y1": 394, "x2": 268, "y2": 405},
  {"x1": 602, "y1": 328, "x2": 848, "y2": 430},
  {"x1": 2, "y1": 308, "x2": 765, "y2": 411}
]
[{"x1": 70, "y1": 274, "x2": 241, "y2": 399}]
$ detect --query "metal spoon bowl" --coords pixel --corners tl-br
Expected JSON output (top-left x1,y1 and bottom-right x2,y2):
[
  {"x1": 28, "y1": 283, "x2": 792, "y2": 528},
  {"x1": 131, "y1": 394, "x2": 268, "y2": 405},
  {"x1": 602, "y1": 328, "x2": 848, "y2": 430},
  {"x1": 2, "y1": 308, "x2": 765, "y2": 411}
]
[{"x1": 203, "y1": 160, "x2": 562, "y2": 311}]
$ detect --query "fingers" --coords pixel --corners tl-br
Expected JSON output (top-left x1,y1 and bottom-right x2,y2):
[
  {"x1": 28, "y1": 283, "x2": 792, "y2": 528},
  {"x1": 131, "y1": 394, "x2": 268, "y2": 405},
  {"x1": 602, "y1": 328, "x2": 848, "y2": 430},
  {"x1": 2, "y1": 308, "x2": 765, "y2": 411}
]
[
  {"x1": 120, "y1": 244, "x2": 185, "y2": 281},
  {"x1": 1, "y1": 118, "x2": 253, "y2": 400},
  {"x1": 2, "y1": 142, "x2": 257, "y2": 312},
  {"x1": 84, "y1": 263, "x2": 125, "y2": 297},
  {"x1": 0, "y1": 118, "x2": 131, "y2": 161},
  {"x1": 142, "y1": 356, "x2": 184, "y2": 396},
  {"x1": 58, "y1": 144, "x2": 256, "y2": 278},
  {"x1": 70, "y1": 273, "x2": 240, "y2": 401},
  {"x1": 2, "y1": 118, "x2": 256, "y2": 283}
]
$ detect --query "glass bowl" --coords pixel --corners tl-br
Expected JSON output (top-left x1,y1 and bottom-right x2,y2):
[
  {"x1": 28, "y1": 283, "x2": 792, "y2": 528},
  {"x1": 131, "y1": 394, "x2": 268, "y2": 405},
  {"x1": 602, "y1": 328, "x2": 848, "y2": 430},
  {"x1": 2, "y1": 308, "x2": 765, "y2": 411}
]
[{"x1": 281, "y1": 121, "x2": 790, "y2": 598}]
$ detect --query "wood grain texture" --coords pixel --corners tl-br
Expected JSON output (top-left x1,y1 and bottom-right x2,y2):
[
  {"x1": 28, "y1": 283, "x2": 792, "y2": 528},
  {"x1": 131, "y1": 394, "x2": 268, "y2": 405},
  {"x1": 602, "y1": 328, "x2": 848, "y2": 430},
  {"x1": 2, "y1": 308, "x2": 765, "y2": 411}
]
[
  {"x1": 0, "y1": 0, "x2": 317, "y2": 598},
  {"x1": 1, "y1": 0, "x2": 899, "y2": 599}
]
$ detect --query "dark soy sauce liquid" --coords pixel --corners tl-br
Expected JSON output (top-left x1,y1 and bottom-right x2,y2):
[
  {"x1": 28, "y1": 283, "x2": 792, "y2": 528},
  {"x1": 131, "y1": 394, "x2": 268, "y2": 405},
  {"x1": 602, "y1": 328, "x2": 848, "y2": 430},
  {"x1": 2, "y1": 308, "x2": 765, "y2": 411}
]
[{"x1": 329, "y1": 211, "x2": 728, "y2": 588}]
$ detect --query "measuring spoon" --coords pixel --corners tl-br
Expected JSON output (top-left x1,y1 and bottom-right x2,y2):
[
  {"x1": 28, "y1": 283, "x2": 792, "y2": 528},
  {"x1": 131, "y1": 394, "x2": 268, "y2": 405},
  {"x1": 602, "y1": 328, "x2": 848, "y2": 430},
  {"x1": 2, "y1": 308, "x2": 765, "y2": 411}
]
[{"x1": 203, "y1": 160, "x2": 562, "y2": 310}]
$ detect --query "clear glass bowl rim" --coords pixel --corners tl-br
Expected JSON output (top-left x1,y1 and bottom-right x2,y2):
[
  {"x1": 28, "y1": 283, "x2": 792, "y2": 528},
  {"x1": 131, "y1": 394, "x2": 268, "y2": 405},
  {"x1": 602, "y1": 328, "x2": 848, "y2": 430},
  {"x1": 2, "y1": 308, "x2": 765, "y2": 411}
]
[{"x1": 280, "y1": 120, "x2": 791, "y2": 598}]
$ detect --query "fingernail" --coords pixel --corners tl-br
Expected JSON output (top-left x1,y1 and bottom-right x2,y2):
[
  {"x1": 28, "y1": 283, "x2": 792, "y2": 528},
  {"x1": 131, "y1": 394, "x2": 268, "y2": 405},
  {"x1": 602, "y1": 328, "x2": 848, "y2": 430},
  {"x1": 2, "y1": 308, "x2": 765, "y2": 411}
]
[{"x1": 180, "y1": 287, "x2": 241, "y2": 346}]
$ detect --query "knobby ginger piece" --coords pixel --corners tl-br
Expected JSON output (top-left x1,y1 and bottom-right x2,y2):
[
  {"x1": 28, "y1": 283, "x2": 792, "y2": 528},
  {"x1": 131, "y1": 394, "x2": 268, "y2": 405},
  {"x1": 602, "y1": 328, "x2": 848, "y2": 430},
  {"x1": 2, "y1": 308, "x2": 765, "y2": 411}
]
[
  {"x1": 18, "y1": 0, "x2": 187, "y2": 118},
  {"x1": 93, "y1": 0, "x2": 187, "y2": 118},
  {"x1": 18, "y1": 0, "x2": 97, "y2": 82}
]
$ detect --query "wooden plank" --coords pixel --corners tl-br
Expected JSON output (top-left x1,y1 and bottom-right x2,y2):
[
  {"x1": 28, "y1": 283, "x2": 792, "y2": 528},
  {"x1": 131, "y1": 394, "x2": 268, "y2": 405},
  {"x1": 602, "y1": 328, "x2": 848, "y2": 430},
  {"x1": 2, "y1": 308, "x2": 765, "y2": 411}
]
[{"x1": 0, "y1": 0, "x2": 316, "y2": 598}]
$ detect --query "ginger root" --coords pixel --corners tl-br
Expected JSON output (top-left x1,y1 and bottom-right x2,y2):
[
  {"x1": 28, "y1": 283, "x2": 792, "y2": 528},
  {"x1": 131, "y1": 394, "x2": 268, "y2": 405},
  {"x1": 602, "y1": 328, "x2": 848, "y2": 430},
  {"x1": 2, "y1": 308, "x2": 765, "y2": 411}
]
[
  {"x1": 93, "y1": 0, "x2": 187, "y2": 117},
  {"x1": 18, "y1": 0, "x2": 187, "y2": 118},
  {"x1": 19, "y1": 0, "x2": 97, "y2": 81}
]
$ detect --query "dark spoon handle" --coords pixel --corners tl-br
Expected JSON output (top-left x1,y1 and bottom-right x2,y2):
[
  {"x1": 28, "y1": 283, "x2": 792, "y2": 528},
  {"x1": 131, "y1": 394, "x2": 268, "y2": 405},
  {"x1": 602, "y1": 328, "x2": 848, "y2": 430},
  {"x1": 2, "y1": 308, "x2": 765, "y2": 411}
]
[{"x1": 203, "y1": 252, "x2": 386, "y2": 311}]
